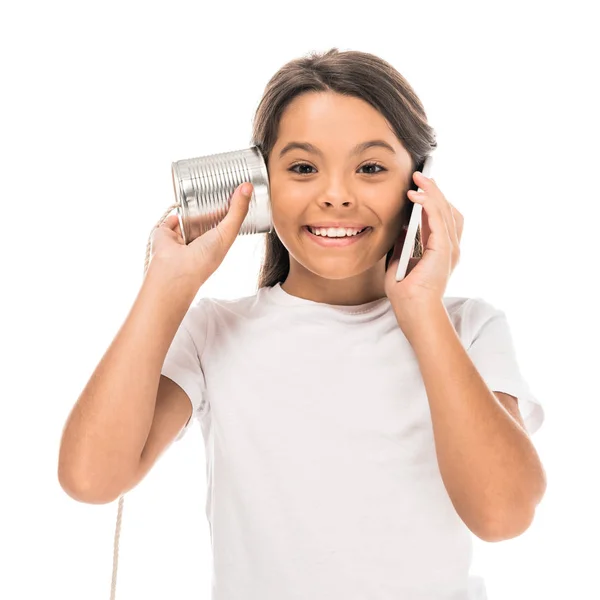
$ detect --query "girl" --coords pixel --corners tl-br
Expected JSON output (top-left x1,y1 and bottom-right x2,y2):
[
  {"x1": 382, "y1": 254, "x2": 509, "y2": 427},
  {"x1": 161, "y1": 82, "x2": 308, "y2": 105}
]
[{"x1": 58, "y1": 48, "x2": 546, "y2": 600}]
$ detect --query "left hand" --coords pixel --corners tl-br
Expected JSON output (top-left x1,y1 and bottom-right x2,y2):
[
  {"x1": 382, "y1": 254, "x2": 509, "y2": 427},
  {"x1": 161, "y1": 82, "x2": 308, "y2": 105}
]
[{"x1": 384, "y1": 170, "x2": 464, "y2": 308}]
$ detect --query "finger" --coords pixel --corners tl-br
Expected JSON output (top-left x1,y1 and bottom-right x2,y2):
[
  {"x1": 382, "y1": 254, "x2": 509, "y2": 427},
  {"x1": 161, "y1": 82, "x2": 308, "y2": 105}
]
[
  {"x1": 160, "y1": 214, "x2": 180, "y2": 230},
  {"x1": 434, "y1": 193, "x2": 462, "y2": 255},
  {"x1": 157, "y1": 214, "x2": 184, "y2": 241},
  {"x1": 413, "y1": 170, "x2": 435, "y2": 192},
  {"x1": 415, "y1": 172, "x2": 453, "y2": 225},
  {"x1": 447, "y1": 203, "x2": 462, "y2": 248},
  {"x1": 450, "y1": 204, "x2": 464, "y2": 243},
  {"x1": 407, "y1": 189, "x2": 450, "y2": 249},
  {"x1": 412, "y1": 174, "x2": 458, "y2": 249},
  {"x1": 435, "y1": 196, "x2": 462, "y2": 264},
  {"x1": 214, "y1": 182, "x2": 253, "y2": 242}
]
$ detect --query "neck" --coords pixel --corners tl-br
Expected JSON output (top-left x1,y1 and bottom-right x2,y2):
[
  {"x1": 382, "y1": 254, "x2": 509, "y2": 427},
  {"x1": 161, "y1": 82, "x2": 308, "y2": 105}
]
[{"x1": 280, "y1": 260, "x2": 387, "y2": 306}]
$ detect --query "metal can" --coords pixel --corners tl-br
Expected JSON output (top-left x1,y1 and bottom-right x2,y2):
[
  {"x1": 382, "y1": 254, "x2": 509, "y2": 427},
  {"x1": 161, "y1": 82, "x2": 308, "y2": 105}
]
[{"x1": 171, "y1": 146, "x2": 272, "y2": 245}]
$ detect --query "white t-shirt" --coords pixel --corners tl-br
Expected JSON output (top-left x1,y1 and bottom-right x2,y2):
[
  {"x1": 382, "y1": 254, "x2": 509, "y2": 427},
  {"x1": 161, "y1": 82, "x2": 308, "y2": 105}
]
[{"x1": 161, "y1": 282, "x2": 544, "y2": 600}]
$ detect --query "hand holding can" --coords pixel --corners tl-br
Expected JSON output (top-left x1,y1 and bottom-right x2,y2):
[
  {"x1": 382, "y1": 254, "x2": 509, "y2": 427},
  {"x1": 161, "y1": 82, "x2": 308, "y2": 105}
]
[{"x1": 149, "y1": 182, "x2": 254, "y2": 283}]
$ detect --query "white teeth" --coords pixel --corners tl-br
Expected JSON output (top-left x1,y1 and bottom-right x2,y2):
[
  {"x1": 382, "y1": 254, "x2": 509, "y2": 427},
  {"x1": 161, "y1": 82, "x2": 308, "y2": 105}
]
[{"x1": 308, "y1": 226, "x2": 365, "y2": 237}]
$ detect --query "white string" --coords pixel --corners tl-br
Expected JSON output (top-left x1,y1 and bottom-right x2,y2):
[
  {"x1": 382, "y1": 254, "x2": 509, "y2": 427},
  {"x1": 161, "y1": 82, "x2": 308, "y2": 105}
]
[{"x1": 110, "y1": 202, "x2": 179, "y2": 600}]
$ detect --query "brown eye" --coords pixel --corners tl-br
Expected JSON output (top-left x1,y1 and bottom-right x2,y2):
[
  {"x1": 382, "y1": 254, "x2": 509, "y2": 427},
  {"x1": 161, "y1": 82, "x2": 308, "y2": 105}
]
[
  {"x1": 289, "y1": 163, "x2": 316, "y2": 175},
  {"x1": 288, "y1": 162, "x2": 387, "y2": 176},
  {"x1": 359, "y1": 162, "x2": 386, "y2": 175}
]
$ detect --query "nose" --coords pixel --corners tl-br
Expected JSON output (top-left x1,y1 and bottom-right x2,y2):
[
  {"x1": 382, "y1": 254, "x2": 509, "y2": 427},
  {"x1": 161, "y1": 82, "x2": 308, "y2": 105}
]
[
  {"x1": 322, "y1": 199, "x2": 353, "y2": 208},
  {"x1": 320, "y1": 189, "x2": 354, "y2": 208}
]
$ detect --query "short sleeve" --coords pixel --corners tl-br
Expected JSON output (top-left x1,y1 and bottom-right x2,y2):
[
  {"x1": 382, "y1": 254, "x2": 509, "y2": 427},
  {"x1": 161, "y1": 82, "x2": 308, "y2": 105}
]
[
  {"x1": 465, "y1": 297, "x2": 545, "y2": 436},
  {"x1": 161, "y1": 297, "x2": 211, "y2": 441}
]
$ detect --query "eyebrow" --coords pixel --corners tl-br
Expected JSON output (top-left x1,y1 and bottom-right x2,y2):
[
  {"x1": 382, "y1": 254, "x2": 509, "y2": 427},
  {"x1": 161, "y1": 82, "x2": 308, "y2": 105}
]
[{"x1": 278, "y1": 139, "x2": 396, "y2": 159}]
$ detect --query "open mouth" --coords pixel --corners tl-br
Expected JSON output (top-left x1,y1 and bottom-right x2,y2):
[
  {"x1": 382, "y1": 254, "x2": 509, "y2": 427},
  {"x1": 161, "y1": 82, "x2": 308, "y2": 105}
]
[
  {"x1": 304, "y1": 226, "x2": 370, "y2": 237},
  {"x1": 302, "y1": 226, "x2": 372, "y2": 246}
]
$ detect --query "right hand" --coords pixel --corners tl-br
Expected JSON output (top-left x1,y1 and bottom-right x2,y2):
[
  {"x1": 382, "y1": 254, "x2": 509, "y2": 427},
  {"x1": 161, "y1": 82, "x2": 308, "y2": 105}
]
[{"x1": 149, "y1": 182, "x2": 254, "y2": 282}]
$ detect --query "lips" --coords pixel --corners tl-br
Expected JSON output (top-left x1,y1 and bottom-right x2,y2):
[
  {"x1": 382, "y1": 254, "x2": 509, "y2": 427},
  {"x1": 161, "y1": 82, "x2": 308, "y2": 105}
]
[
  {"x1": 302, "y1": 226, "x2": 372, "y2": 247},
  {"x1": 307, "y1": 226, "x2": 369, "y2": 236},
  {"x1": 306, "y1": 224, "x2": 370, "y2": 230},
  {"x1": 305, "y1": 225, "x2": 370, "y2": 236}
]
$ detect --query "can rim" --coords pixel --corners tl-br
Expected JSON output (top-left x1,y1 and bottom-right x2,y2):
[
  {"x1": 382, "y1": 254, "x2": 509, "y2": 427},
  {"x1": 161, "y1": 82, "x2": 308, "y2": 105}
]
[{"x1": 171, "y1": 162, "x2": 189, "y2": 244}]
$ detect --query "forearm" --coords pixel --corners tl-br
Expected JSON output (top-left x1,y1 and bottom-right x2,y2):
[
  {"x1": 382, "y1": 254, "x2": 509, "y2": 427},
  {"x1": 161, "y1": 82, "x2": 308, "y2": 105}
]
[
  {"x1": 58, "y1": 264, "x2": 202, "y2": 499},
  {"x1": 396, "y1": 301, "x2": 546, "y2": 540}
]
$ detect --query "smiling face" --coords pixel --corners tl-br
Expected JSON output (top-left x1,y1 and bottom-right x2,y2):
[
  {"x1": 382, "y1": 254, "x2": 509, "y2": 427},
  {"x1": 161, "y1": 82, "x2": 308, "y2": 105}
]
[{"x1": 267, "y1": 91, "x2": 415, "y2": 304}]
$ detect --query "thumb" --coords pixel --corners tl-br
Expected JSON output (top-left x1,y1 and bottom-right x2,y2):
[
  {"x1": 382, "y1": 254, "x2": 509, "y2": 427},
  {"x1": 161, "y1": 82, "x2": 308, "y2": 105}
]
[
  {"x1": 228, "y1": 182, "x2": 253, "y2": 221},
  {"x1": 237, "y1": 182, "x2": 253, "y2": 205},
  {"x1": 214, "y1": 182, "x2": 253, "y2": 240}
]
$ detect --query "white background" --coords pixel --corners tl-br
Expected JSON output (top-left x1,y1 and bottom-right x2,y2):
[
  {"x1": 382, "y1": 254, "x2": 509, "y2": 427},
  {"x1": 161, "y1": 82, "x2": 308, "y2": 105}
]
[{"x1": 1, "y1": 1, "x2": 598, "y2": 598}]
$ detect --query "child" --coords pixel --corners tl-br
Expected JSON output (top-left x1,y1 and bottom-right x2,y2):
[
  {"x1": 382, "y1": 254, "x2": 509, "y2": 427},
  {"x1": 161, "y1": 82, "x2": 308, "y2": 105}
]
[{"x1": 59, "y1": 48, "x2": 546, "y2": 600}]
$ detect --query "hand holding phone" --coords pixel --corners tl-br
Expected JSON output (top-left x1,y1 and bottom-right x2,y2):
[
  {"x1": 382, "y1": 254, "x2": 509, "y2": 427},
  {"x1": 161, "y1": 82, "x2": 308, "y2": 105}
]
[{"x1": 395, "y1": 156, "x2": 434, "y2": 282}]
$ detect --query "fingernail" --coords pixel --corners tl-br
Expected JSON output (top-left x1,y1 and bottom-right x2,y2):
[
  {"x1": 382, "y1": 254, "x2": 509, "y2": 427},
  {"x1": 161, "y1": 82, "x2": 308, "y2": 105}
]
[{"x1": 240, "y1": 183, "x2": 252, "y2": 196}]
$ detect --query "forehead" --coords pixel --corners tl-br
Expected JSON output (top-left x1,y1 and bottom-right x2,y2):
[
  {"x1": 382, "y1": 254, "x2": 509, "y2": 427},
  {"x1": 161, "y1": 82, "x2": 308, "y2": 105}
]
[
  {"x1": 274, "y1": 92, "x2": 411, "y2": 167},
  {"x1": 278, "y1": 91, "x2": 391, "y2": 138}
]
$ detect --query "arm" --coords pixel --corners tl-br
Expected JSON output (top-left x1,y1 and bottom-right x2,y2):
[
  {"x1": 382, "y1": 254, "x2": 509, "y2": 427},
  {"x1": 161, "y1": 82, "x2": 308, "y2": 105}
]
[
  {"x1": 398, "y1": 302, "x2": 547, "y2": 542},
  {"x1": 57, "y1": 264, "x2": 204, "y2": 503}
]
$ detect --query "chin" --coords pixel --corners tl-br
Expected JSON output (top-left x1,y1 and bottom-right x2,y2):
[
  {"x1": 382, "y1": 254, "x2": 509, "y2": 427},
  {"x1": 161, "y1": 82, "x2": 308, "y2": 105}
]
[{"x1": 299, "y1": 256, "x2": 381, "y2": 281}]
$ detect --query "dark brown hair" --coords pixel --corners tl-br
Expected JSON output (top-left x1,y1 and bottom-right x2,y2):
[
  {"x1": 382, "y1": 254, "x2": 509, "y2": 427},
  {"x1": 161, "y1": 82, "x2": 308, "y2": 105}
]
[{"x1": 251, "y1": 48, "x2": 437, "y2": 290}]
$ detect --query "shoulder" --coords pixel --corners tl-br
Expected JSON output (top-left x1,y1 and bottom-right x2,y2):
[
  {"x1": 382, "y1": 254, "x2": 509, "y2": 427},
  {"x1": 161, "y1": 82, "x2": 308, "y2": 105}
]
[
  {"x1": 184, "y1": 289, "x2": 266, "y2": 333},
  {"x1": 442, "y1": 296, "x2": 505, "y2": 343},
  {"x1": 443, "y1": 295, "x2": 502, "y2": 317},
  {"x1": 203, "y1": 289, "x2": 263, "y2": 317}
]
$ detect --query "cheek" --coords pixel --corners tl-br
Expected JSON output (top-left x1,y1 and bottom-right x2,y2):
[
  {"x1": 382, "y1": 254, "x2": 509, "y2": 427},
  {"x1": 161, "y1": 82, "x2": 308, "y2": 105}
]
[
  {"x1": 374, "y1": 191, "x2": 407, "y2": 221},
  {"x1": 270, "y1": 203, "x2": 303, "y2": 233},
  {"x1": 269, "y1": 187, "x2": 310, "y2": 228},
  {"x1": 390, "y1": 195, "x2": 410, "y2": 223},
  {"x1": 378, "y1": 202, "x2": 410, "y2": 245}
]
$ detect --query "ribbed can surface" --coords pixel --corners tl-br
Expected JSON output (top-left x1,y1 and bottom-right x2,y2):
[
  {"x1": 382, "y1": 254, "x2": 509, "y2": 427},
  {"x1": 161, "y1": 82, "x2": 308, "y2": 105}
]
[{"x1": 171, "y1": 146, "x2": 272, "y2": 244}]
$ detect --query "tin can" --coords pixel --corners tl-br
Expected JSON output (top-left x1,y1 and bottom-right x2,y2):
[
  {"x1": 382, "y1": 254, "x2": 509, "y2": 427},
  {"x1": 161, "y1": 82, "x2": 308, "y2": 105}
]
[{"x1": 171, "y1": 146, "x2": 272, "y2": 245}]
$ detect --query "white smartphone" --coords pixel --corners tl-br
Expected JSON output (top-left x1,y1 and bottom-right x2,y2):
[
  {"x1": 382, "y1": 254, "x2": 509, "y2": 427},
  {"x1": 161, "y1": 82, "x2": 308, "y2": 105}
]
[{"x1": 395, "y1": 155, "x2": 434, "y2": 282}]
